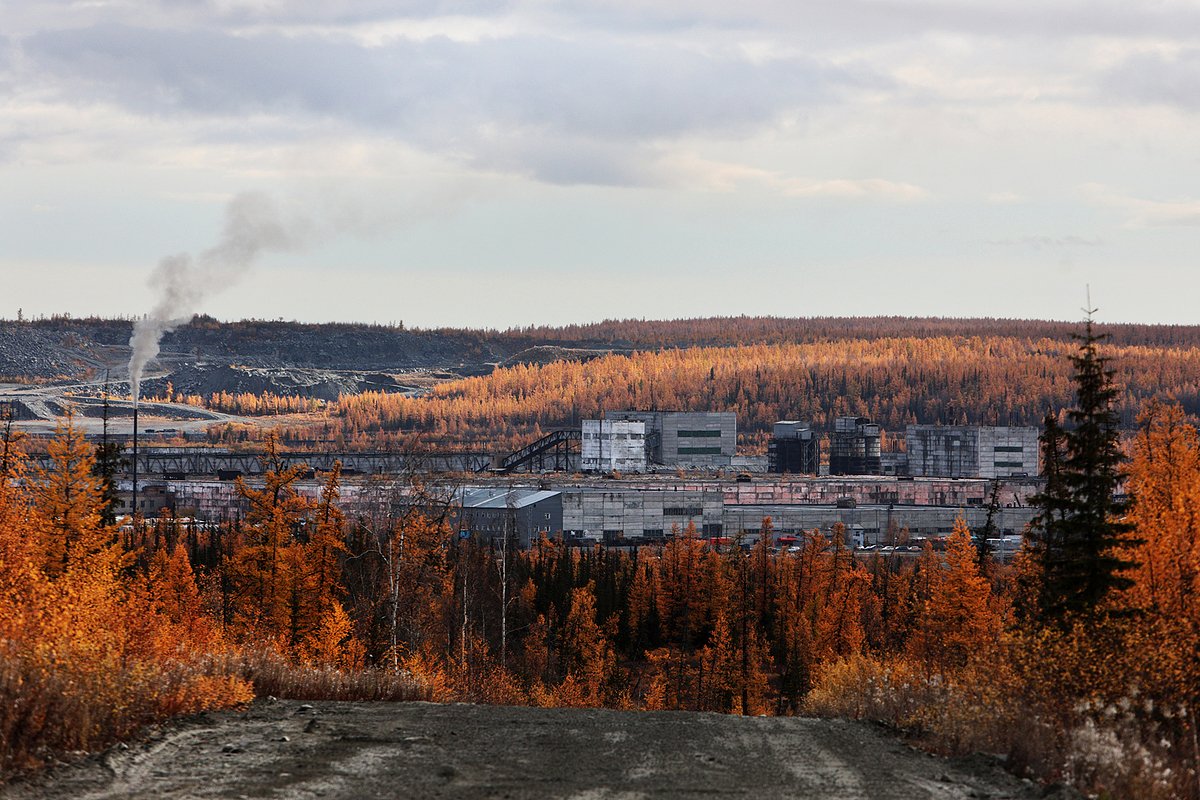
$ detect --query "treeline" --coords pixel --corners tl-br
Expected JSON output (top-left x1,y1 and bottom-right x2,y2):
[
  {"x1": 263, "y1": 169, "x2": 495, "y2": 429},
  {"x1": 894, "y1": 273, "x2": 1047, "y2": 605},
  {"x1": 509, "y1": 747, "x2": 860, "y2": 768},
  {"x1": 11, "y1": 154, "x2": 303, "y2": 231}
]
[
  {"x1": 15, "y1": 313, "x2": 1200, "y2": 349},
  {"x1": 511, "y1": 314, "x2": 1200, "y2": 349},
  {"x1": 144, "y1": 384, "x2": 327, "y2": 416},
  {"x1": 221, "y1": 335, "x2": 1200, "y2": 450}
]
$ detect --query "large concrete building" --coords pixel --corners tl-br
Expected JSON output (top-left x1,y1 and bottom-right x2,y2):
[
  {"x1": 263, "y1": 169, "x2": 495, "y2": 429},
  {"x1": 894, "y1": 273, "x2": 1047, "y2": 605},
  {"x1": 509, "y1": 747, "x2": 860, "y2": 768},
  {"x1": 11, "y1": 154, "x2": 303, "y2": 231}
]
[
  {"x1": 607, "y1": 411, "x2": 736, "y2": 467},
  {"x1": 139, "y1": 473, "x2": 1044, "y2": 551},
  {"x1": 905, "y1": 425, "x2": 1039, "y2": 478},
  {"x1": 768, "y1": 421, "x2": 821, "y2": 474},
  {"x1": 561, "y1": 486, "x2": 724, "y2": 540},
  {"x1": 581, "y1": 420, "x2": 648, "y2": 473},
  {"x1": 457, "y1": 488, "x2": 563, "y2": 548},
  {"x1": 829, "y1": 416, "x2": 882, "y2": 475},
  {"x1": 723, "y1": 502, "x2": 1036, "y2": 545}
]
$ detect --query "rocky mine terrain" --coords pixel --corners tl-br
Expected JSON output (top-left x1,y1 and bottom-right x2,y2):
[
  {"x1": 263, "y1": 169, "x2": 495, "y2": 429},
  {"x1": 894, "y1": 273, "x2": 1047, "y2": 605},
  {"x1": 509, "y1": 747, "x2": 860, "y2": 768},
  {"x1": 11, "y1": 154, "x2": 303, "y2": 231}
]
[
  {"x1": 1, "y1": 699, "x2": 1073, "y2": 800},
  {"x1": 0, "y1": 318, "x2": 624, "y2": 403}
]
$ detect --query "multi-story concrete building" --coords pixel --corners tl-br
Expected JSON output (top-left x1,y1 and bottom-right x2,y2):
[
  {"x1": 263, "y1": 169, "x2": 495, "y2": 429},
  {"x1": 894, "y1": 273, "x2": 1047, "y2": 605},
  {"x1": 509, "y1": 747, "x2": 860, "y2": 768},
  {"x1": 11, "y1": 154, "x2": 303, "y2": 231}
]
[
  {"x1": 581, "y1": 420, "x2": 647, "y2": 473},
  {"x1": 768, "y1": 421, "x2": 820, "y2": 474},
  {"x1": 607, "y1": 411, "x2": 736, "y2": 467},
  {"x1": 905, "y1": 425, "x2": 1039, "y2": 478},
  {"x1": 457, "y1": 488, "x2": 563, "y2": 548},
  {"x1": 829, "y1": 416, "x2": 882, "y2": 475},
  {"x1": 561, "y1": 486, "x2": 724, "y2": 540}
]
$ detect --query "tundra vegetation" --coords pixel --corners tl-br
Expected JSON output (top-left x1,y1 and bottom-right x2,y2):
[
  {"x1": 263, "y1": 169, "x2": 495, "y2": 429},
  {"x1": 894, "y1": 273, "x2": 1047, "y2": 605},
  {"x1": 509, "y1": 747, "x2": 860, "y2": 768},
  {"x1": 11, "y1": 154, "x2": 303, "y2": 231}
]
[{"x1": 1, "y1": 323, "x2": 1198, "y2": 799}]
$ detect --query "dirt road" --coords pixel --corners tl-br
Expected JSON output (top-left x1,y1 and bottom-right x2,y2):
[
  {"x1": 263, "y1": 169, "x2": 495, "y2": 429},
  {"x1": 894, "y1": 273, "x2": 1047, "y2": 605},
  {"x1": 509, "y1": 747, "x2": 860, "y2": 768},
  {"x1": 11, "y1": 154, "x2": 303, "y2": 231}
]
[{"x1": 3, "y1": 700, "x2": 1061, "y2": 800}]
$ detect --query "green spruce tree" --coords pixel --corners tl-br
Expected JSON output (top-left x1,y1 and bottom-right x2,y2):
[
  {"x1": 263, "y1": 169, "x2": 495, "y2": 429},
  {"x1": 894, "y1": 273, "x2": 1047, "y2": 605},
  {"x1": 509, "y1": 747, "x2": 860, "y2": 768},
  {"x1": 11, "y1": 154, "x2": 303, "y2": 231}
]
[{"x1": 1029, "y1": 312, "x2": 1137, "y2": 624}]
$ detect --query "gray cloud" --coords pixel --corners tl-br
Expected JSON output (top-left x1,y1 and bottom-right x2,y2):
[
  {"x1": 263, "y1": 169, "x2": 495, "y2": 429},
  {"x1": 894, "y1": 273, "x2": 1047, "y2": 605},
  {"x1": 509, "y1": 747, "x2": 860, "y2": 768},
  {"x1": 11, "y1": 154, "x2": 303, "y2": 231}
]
[
  {"x1": 538, "y1": 0, "x2": 1200, "y2": 44},
  {"x1": 19, "y1": 23, "x2": 869, "y2": 184},
  {"x1": 1102, "y1": 49, "x2": 1200, "y2": 111},
  {"x1": 1, "y1": 0, "x2": 512, "y2": 33}
]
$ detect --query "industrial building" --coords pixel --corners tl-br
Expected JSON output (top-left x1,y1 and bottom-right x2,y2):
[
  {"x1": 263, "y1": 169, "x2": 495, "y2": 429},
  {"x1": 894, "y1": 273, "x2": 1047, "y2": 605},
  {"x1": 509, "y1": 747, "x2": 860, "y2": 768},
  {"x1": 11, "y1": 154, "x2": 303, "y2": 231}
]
[
  {"x1": 607, "y1": 411, "x2": 736, "y2": 467},
  {"x1": 723, "y1": 502, "x2": 1036, "y2": 545},
  {"x1": 115, "y1": 482, "x2": 176, "y2": 517},
  {"x1": 456, "y1": 488, "x2": 563, "y2": 548},
  {"x1": 829, "y1": 416, "x2": 882, "y2": 475},
  {"x1": 768, "y1": 421, "x2": 821, "y2": 474},
  {"x1": 561, "y1": 486, "x2": 724, "y2": 541},
  {"x1": 134, "y1": 472, "x2": 1044, "y2": 551},
  {"x1": 581, "y1": 420, "x2": 647, "y2": 473},
  {"x1": 905, "y1": 425, "x2": 1039, "y2": 478}
]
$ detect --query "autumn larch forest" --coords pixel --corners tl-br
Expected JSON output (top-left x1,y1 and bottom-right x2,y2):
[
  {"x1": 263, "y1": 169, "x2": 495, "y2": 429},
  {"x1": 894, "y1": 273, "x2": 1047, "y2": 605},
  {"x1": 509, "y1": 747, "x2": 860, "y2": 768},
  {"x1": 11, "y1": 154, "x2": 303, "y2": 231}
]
[
  {"x1": 3, "y1": 318, "x2": 1200, "y2": 800},
  {"x1": 158, "y1": 318, "x2": 1200, "y2": 453}
]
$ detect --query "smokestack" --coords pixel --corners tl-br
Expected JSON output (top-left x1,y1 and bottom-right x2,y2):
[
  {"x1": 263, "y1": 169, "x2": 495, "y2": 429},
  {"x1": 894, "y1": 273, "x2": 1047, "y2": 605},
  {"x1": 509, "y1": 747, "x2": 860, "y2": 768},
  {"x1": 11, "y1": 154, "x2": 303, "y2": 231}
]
[{"x1": 132, "y1": 399, "x2": 138, "y2": 527}]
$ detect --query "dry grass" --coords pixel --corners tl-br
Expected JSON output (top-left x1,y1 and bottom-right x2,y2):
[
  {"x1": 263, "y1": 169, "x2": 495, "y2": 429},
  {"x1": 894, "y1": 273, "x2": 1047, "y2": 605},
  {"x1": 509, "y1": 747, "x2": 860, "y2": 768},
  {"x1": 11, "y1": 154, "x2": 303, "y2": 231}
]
[
  {"x1": 0, "y1": 644, "x2": 430, "y2": 783},
  {"x1": 230, "y1": 648, "x2": 431, "y2": 702},
  {"x1": 0, "y1": 645, "x2": 253, "y2": 779},
  {"x1": 803, "y1": 654, "x2": 1196, "y2": 800}
]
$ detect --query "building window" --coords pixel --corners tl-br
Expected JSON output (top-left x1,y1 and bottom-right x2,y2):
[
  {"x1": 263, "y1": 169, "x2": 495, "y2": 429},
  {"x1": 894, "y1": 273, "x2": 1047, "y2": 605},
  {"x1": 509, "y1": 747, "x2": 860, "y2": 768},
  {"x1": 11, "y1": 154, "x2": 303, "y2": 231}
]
[
  {"x1": 995, "y1": 461, "x2": 1026, "y2": 468},
  {"x1": 994, "y1": 445, "x2": 1024, "y2": 453},
  {"x1": 677, "y1": 447, "x2": 723, "y2": 455},
  {"x1": 677, "y1": 430, "x2": 722, "y2": 438},
  {"x1": 664, "y1": 506, "x2": 704, "y2": 517}
]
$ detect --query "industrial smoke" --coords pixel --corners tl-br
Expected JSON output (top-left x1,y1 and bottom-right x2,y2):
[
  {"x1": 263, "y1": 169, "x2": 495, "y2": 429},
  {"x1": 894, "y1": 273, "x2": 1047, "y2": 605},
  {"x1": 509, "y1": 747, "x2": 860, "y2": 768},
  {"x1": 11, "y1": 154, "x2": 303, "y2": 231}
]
[{"x1": 127, "y1": 192, "x2": 296, "y2": 402}]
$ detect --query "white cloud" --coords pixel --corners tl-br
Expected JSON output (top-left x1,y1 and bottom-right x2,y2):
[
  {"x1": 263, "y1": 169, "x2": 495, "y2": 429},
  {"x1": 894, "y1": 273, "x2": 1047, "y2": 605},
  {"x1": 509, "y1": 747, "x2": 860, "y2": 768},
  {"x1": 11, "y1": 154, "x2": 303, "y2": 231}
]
[
  {"x1": 778, "y1": 177, "x2": 927, "y2": 200},
  {"x1": 986, "y1": 191, "x2": 1025, "y2": 204},
  {"x1": 653, "y1": 153, "x2": 927, "y2": 200},
  {"x1": 1082, "y1": 183, "x2": 1200, "y2": 228},
  {"x1": 987, "y1": 235, "x2": 1103, "y2": 248}
]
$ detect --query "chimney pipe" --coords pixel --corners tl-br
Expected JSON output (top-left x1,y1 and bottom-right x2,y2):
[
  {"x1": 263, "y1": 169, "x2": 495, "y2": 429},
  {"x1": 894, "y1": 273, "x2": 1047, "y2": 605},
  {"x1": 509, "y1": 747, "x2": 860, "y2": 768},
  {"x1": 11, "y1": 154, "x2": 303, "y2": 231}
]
[{"x1": 132, "y1": 400, "x2": 138, "y2": 527}]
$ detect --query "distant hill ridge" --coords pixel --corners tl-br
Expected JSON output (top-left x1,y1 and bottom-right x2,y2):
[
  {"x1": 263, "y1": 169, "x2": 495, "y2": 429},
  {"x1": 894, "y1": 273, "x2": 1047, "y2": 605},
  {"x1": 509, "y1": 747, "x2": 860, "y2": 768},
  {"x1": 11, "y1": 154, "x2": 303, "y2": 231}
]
[{"x1": 3, "y1": 314, "x2": 1199, "y2": 382}]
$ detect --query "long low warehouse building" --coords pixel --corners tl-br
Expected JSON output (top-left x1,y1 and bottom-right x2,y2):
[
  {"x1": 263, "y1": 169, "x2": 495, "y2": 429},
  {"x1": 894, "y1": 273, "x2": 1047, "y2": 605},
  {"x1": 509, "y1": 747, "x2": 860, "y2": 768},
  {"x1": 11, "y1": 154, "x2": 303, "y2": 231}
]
[
  {"x1": 722, "y1": 503, "x2": 1037, "y2": 544},
  {"x1": 124, "y1": 475, "x2": 1043, "y2": 546}
]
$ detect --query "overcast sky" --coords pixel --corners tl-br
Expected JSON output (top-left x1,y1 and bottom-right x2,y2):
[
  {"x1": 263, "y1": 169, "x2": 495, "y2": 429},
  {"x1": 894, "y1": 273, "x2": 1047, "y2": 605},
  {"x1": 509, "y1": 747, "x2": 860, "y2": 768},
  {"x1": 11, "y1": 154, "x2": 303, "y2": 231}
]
[{"x1": 2, "y1": 1, "x2": 1199, "y2": 328}]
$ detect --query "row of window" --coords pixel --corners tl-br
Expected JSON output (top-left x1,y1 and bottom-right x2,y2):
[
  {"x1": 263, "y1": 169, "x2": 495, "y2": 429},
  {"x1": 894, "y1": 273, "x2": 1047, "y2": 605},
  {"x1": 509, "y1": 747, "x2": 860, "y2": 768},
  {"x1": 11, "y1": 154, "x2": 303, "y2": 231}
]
[
  {"x1": 663, "y1": 506, "x2": 705, "y2": 517},
  {"x1": 993, "y1": 445, "x2": 1026, "y2": 453},
  {"x1": 677, "y1": 429, "x2": 723, "y2": 438}
]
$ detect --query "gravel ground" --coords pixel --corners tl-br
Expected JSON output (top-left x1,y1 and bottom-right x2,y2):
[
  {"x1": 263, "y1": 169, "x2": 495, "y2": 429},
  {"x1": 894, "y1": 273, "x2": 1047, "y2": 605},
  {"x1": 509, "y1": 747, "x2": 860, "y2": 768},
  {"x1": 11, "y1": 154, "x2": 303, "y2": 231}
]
[{"x1": 1, "y1": 700, "x2": 1067, "y2": 800}]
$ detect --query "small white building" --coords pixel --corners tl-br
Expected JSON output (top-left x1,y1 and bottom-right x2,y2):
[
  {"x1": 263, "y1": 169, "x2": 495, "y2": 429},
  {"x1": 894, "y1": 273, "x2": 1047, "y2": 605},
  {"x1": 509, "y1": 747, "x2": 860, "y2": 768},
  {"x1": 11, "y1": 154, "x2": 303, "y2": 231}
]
[{"x1": 581, "y1": 420, "x2": 647, "y2": 473}]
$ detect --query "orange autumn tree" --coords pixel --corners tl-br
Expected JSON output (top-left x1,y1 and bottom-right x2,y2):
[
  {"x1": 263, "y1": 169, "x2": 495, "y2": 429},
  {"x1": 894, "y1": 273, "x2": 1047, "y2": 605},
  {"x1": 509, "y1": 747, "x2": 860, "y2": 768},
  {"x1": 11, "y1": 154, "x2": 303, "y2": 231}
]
[
  {"x1": 0, "y1": 419, "x2": 250, "y2": 775},
  {"x1": 1117, "y1": 403, "x2": 1200, "y2": 709},
  {"x1": 1123, "y1": 403, "x2": 1200, "y2": 619},
  {"x1": 33, "y1": 414, "x2": 112, "y2": 577},
  {"x1": 907, "y1": 516, "x2": 1003, "y2": 677},
  {"x1": 229, "y1": 437, "x2": 315, "y2": 647},
  {"x1": 554, "y1": 582, "x2": 616, "y2": 707},
  {"x1": 294, "y1": 464, "x2": 359, "y2": 667}
]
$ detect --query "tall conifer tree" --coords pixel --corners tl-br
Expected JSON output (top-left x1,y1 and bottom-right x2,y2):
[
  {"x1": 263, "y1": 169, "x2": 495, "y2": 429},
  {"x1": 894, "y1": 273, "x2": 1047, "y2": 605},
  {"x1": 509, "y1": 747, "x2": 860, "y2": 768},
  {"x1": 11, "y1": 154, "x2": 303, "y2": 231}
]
[{"x1": 1030, "y1": 312, "x2": 1137, "y2": 623}]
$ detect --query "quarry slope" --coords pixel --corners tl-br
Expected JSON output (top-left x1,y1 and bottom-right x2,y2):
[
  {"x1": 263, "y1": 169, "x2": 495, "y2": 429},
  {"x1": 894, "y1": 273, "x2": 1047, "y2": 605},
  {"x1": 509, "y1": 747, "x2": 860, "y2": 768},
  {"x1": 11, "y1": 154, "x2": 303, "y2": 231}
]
[{"x1": 3, "y1": 699, "x2": 1060, "y2": 800}]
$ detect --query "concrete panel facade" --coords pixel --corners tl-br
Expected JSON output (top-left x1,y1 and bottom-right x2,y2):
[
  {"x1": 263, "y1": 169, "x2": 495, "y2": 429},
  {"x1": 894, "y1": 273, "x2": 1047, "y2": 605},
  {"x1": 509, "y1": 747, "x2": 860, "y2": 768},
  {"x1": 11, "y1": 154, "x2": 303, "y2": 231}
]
[
  {"x1": 724, "y1": 503, "x2": 1037, "y2": 544},
  {"x1": 609, "y1": 411, "x2": 736, "y2": 467},
  {"x1": 581, "y1": 420, "x2": 648, "y2": 473},
  {"x1": 906, "y1": 426, "x2": 1039, "y2": 478},
  {"x1": 561, "y1": 487, "x2": 724, "y2": 540}
]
